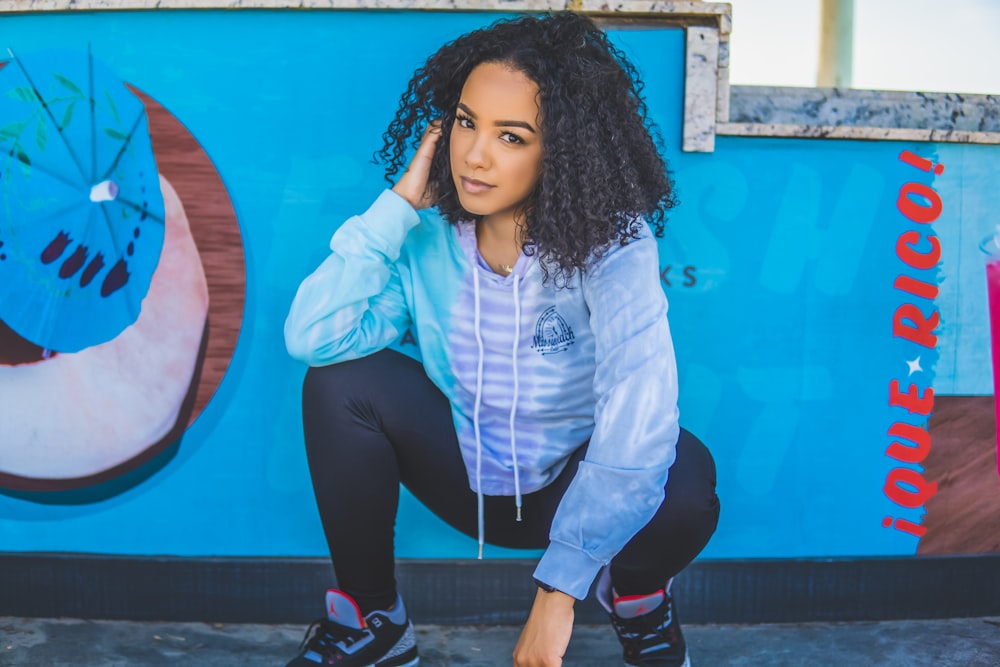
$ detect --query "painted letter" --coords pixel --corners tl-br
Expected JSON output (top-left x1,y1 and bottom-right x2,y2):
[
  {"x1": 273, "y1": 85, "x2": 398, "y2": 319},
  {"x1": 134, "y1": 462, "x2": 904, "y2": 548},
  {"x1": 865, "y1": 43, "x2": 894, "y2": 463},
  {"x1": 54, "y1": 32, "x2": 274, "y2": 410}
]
[
  {"x1": 886, "y1": 422, "x2": 931, "y2": 464},
  {"x1": 889, "y1": 380, "x2": 934, "y2": 415},
  {"x1": 896, "y1": 231, "x2": 941, "y2": 270},
  {"x1": 893, "y1": 275, "x2": 939, "y2": 300},
  {"x1": 893, "y1": 303, "x2": 939, "y2": 348},
  {"x1": 884, "y1": 467, "x2": 938, "y2": 508},
  {"x1": 897, "y1": 182, "x2": 943, "y2": 224}
]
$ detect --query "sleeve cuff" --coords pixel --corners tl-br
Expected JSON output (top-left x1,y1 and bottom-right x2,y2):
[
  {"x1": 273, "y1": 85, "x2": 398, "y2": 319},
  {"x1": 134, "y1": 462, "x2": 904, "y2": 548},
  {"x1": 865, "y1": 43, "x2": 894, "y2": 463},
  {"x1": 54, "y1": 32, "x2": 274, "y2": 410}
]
[
  {"x1": 366, "y1": 188, "x2": 420, "y2": 224},
  {"x1": 532, "y1": 540, "x2": 605, "y2": 601}
]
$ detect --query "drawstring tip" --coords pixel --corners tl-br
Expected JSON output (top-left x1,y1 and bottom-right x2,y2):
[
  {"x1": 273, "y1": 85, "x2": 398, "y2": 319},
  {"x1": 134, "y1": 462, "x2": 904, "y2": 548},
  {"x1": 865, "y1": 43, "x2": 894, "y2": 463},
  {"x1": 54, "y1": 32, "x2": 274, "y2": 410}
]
[
  {"x1": 516, "y1": 506, "x2": 522, "y2": 522},
  {"x1": 477, "y1": 543, "x2": 484, "y2": 560}
]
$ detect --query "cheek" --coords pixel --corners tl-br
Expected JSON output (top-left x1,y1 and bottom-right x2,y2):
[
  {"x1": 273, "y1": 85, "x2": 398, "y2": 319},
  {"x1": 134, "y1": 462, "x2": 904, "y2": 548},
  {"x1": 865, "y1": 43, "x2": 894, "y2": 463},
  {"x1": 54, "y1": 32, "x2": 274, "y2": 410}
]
[
  {"x1": 519, "y1": 154, "x2": 543, "y2": 190},
  {"x1": 448, "y1": 133, "x2": 466, "y2": 169}
]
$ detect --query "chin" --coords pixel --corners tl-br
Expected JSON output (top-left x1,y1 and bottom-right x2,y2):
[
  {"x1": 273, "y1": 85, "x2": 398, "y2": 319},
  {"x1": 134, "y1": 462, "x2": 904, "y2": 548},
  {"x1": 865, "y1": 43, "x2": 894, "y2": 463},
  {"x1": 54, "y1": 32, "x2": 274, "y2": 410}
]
[
  {"x1": 454, "y1": 197, "x2": 489, "y2": 218},
  {"x1": 460, "y1": 204, "x2": 490, "y2": 217}
]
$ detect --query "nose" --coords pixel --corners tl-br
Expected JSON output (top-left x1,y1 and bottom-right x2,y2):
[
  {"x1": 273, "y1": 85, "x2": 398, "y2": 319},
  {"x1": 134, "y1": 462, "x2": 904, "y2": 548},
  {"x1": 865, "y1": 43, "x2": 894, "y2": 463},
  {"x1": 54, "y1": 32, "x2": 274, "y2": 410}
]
[{"x1": 464, "y1": 133, "x2": 490, "y2": 170}]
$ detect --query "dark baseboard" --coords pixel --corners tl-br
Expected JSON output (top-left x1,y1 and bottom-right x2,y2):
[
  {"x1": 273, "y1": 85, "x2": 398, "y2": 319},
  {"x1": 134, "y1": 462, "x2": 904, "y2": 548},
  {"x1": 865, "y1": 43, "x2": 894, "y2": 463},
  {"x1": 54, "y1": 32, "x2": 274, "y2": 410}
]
[{"x1": 1, "y1": 553, "x2": 998, "y2": 625}]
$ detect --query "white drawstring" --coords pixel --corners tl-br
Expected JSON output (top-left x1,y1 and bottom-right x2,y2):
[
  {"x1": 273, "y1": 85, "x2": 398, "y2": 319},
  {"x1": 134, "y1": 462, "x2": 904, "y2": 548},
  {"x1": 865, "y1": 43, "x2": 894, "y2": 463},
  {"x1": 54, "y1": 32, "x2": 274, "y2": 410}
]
[
  {"x1": 472, "y1": 267, "x2": 525, "y2": 558},
  {"x1": 472, "y1": 269, "x2": 485, "y2": 559},
  {"x1": 509, "y1": 275, "x2": 523, "y2": 521}
]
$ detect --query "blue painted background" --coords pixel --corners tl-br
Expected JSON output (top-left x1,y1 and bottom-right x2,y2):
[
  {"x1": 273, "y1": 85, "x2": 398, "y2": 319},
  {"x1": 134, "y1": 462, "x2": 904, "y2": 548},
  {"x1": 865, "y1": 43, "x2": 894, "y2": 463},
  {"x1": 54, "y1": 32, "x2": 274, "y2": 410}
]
[{"x1": 0, "y1": 10, "x2": 994, "y2": 560}]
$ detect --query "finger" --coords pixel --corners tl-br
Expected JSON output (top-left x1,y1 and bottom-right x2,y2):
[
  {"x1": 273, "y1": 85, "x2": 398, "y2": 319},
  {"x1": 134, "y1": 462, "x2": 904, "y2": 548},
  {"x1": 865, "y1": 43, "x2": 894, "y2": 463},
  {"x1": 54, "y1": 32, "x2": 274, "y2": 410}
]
[
  {"x1": 412, "y1": 121, "x2": 442, "y2": 163},
  {"x1": 392, "y1": 120, "x2": 444, "y2": 209}
]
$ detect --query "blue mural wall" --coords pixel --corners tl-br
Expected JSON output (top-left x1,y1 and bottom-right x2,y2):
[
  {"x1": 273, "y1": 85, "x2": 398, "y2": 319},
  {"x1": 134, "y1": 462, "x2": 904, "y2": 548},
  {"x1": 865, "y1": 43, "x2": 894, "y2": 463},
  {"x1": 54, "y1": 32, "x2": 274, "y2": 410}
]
[{"x1": 0, "y1": 9, "x2": 996, "y2": 561}]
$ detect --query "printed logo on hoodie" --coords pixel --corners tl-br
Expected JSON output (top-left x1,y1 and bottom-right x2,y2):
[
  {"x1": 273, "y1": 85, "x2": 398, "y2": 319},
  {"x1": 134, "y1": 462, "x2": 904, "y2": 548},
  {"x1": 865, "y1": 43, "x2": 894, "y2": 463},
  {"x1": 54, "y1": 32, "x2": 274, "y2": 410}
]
[{"x1": 532, "y1": 306, "x2": 575, "y2": 355}]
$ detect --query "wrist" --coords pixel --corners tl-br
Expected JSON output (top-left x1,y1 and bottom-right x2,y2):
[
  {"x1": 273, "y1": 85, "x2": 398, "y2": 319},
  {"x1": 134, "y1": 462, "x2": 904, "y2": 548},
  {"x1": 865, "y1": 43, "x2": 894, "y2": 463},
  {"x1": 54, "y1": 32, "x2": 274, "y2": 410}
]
[
  {"x1": 533, "y1": 577, "x2": 558, "y2": 594},
  {"x1": 533, "y1": 587, "x2": 575, "y2": 611},
  {"x1": 390, "y1": 184, "x2": 418, "y2": 210},
  {"x1": 532, "y1": 580, "x2": 575, "y2": 609}
]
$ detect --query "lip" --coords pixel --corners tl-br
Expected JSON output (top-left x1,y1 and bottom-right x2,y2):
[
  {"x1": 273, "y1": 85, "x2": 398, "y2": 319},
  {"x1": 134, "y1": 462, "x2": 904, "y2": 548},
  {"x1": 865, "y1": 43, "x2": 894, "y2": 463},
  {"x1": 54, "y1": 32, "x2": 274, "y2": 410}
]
[{"x1": 460, "y1": 176, "x2": 495, "y2": 195}]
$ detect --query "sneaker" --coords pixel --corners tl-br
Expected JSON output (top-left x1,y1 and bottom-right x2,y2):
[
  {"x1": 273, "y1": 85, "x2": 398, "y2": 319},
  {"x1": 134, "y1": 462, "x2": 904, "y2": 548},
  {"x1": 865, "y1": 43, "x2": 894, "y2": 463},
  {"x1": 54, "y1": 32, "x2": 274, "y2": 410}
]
[
  {"x1": 285, "y1": 589, "x2": 419, "y2": 667},
  {"x1": 597, "y1": 568, "x2": 690, "y2": 667}
]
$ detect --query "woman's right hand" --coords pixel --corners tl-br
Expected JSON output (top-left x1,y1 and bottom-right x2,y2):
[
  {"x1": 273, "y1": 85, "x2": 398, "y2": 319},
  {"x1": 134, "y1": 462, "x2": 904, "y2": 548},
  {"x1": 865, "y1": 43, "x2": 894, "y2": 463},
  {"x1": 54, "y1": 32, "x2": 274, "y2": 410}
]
[
  {"x1": 512, "y1": 588, "x2": 575, "y2": 667},
  {"x1": 392, "y1": 120, "x2": 442, "y2": 210}
]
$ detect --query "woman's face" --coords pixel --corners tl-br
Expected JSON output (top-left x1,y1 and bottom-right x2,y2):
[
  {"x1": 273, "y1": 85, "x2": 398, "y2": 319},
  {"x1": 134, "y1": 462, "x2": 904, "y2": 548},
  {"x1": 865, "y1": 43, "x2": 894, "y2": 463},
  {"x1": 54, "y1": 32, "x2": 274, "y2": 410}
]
[{"x1": 449, "y1": 62, "x2": 543, "y2": 227}]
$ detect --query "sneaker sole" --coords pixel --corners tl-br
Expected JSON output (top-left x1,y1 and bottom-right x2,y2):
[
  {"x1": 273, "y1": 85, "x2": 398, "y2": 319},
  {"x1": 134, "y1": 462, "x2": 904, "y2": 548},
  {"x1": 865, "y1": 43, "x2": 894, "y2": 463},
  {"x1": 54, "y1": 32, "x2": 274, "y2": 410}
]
[
  {"x1": 381, "y1": 659, "x2": 418, "y2": 667},
  {"x1": 624, "y1": 648, "x2": 690, "y2": 667}
]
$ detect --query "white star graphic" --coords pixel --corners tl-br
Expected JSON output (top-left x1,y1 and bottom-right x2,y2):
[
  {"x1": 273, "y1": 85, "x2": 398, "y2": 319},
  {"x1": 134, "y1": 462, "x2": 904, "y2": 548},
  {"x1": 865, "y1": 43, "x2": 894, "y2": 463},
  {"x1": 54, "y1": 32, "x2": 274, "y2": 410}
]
[{"x1": 906, "y1": 357, "x2": 923, "y2": 376}]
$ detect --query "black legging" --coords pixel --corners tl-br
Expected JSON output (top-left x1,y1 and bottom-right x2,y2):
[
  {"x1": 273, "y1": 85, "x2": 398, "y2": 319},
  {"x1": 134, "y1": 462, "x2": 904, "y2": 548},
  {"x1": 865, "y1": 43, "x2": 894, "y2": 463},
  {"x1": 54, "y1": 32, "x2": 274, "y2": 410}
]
[{"x1": 302, "y1": 349, "x2": 720, "y2": 614}]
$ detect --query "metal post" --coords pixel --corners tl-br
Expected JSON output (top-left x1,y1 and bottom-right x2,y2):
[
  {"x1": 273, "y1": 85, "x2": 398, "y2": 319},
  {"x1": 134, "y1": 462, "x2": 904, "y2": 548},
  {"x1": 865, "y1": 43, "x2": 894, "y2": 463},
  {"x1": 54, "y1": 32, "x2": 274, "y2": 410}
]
[{"x1": 818, "y1": 0, "x2": 854, "y2": 87}]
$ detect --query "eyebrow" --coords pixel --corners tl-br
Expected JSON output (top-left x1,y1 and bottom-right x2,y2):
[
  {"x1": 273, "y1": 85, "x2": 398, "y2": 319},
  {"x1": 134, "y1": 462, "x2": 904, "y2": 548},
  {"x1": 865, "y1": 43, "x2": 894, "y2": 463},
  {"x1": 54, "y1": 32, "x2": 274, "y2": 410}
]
[{"x1": 457, "y1": 103, "x2": 537, "y2": 134}]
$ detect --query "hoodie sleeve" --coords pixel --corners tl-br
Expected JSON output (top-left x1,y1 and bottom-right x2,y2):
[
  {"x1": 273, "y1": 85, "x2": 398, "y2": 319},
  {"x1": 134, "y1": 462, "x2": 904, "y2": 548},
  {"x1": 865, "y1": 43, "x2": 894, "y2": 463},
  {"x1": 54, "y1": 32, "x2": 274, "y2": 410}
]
[
  {"x1": 284, "y1": 189, "x2": 420, "y2": 366},
  {"x1": 532, "y1": 230, "x2": 681, "y2": 600}
]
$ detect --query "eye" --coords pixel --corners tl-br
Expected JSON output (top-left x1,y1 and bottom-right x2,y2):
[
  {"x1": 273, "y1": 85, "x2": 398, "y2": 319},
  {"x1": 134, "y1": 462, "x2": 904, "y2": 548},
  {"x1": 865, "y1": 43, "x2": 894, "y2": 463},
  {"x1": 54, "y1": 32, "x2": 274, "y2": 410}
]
[
  {"x1": 500, "y1": 131, "x2": 525, "y2": 145},
  {"x1": 455, "y1": 114, "x2": 474, "y2": 129}
]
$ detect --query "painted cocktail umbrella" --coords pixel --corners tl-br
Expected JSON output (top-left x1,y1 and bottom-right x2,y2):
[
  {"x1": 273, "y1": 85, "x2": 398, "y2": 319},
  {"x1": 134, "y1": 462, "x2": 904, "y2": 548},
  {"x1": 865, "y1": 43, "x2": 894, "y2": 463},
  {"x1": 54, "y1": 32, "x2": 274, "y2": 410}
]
[{"x1": 0, "y1": 47, "x2": 164, "y2": 353}]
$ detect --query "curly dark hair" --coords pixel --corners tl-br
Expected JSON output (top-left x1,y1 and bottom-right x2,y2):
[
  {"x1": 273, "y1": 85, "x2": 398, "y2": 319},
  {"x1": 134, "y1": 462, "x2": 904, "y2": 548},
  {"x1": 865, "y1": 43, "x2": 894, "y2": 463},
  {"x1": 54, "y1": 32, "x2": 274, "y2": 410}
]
[{"x1": 375, "y1": 12, "x2": 677, "y2": 283}]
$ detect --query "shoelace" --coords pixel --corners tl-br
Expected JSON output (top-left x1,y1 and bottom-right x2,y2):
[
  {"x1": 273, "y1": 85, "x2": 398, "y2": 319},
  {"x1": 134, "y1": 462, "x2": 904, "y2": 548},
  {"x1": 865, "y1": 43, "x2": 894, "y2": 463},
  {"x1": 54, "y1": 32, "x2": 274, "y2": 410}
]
[
  {"x1": 298, "y1": 617, "x2": 367, "y2": 656},
  {"x1": 612, "y1": 607, "x2": 680, "y2": 659}
]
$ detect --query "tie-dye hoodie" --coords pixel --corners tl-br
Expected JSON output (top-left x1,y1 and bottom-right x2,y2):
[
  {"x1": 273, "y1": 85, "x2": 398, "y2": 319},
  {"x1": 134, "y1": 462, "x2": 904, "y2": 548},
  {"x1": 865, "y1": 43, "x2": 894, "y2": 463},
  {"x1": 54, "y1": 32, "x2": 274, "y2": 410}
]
[{"x1": 284, "y1": 189, "x2": 680, "y2": 600}]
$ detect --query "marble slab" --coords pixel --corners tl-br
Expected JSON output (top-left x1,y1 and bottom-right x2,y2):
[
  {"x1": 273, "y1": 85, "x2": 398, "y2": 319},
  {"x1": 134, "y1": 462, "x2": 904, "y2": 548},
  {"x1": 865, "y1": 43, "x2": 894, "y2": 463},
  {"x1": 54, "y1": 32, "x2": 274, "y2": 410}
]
[
  {"x1": 0, "y1": 0, "x2": 732, "y2": 16},
  {"x1": 717, "y1": 121, "x2": 1000, "y2": 145},
  {"x1": 684, "y1": 25, "x2": 718, "y2": 152},
  {"x1": 723, "y1": 85, "x2": 1000, "y2": 145}
]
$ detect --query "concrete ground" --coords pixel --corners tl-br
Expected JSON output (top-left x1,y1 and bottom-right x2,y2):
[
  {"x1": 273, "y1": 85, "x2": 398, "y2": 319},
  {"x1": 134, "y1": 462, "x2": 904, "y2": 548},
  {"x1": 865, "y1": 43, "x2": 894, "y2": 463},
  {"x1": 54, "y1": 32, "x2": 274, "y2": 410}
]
[{"x1": 2, "y1": 616, "x2": 1000, "y2": 666}]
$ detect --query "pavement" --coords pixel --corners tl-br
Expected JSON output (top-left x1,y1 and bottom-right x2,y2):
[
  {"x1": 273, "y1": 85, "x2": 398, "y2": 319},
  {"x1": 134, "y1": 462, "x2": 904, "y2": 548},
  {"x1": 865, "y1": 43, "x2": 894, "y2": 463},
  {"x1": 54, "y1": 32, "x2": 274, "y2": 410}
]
[{"x1": 3, "y1": 616, "x2": 1000, "y2": 666}]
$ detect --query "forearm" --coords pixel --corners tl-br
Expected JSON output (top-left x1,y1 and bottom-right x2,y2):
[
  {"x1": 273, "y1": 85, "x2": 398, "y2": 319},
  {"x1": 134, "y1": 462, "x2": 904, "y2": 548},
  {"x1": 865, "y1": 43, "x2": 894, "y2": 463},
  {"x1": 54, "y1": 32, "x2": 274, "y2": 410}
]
[{"x1": 284, "y1": 190, "x2": 417, "y2": 364}]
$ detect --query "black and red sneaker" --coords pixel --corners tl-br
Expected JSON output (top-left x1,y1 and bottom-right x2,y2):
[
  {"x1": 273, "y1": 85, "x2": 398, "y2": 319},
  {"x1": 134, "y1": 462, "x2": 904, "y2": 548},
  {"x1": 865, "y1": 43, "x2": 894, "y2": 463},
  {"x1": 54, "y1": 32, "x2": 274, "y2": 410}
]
[
  {"x1": 596, "y1": 567, "x2": 690, "y2": 667},
  {"x1": 285, "y1": 589, "x2": 418, "y2": 667},
  {"x1": 608, "y1": 590, "x2": 690, "y2": 667}
]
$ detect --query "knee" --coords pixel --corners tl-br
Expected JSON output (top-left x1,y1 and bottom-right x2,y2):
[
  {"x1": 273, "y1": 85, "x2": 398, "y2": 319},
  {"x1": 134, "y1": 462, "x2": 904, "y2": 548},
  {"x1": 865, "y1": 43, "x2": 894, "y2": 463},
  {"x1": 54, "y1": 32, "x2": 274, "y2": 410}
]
[
  {"x1": 302, "y1": 350, "x2": 412, "y2": 425},
  {"x1": 666, "y1": 430, "x2": 720, "y2": 524},
  {"x1": 675, "y1": 428, "x2": 718, "y2": 490},
  {"x1": 301, "y1": 357, "x2": 381, "y2": 424},
  {"x1": 300, "y1": 361, "x2": 377, "y2": 455},
  {"x1": 302, "y1": 350, "x2": 393, "y2": 405},
  {"x1": 302, "y1": 365, "x2": 352, "y2": 420},
  {"x1": 666, "y1": 484, "x2": 720, "y2": 534}
]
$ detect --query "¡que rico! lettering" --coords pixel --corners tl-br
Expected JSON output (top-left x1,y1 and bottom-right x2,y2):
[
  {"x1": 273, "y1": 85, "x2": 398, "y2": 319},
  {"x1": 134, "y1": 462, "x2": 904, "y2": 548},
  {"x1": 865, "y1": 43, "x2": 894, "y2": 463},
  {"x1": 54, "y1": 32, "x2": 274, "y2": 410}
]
[{"x1": 882, "y1": 150, "x2": 944, "y2": 539}]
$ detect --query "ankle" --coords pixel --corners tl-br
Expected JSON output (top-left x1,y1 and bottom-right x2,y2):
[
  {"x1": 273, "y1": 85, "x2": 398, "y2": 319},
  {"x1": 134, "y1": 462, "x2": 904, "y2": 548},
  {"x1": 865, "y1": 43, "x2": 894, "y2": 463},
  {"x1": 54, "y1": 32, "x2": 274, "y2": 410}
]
[{"x1": 613, "y1": 589, "x2": 666, "y2": 619}]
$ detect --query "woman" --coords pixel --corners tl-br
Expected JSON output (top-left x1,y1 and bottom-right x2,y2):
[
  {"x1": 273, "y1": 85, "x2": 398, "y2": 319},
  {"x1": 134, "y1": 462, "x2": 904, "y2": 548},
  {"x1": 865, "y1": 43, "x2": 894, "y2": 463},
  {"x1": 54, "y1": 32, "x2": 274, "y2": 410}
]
[{"x1": 284, "y1": 12, "x2": 720, "y2": 667}]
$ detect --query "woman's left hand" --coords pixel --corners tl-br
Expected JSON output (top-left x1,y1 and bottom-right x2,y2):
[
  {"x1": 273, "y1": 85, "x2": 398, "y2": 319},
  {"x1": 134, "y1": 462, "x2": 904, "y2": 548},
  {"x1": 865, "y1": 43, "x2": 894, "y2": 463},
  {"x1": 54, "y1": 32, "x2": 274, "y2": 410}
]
[
  {"x1": 512, "y1": 588, "x2": 575, "y2": 667},
  {"x1": 391, "y1": 120, "x2": 442, "y2": 211}
]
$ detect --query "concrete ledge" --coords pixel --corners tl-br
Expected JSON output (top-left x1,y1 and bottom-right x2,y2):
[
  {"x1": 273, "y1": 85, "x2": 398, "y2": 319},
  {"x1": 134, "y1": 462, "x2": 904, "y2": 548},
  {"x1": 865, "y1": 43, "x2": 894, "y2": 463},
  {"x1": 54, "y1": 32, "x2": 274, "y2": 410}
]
[
  {"x1": 0, "y1": 0, "x2": 731, "y2": 18},
  {"x1": 2, "y1": 553, "x2": 998, "y2": 624},
  {"x1": 723, "y1": 85, "x2": 1000, "y2": 144}
]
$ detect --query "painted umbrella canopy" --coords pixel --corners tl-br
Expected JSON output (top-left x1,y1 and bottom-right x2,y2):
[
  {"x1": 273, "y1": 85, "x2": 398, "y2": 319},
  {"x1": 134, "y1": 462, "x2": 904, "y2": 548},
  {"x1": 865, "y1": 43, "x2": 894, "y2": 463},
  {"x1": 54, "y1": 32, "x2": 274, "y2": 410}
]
[{"x1": 0, "y1": 47, "x2": 164, "y2": 353}]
